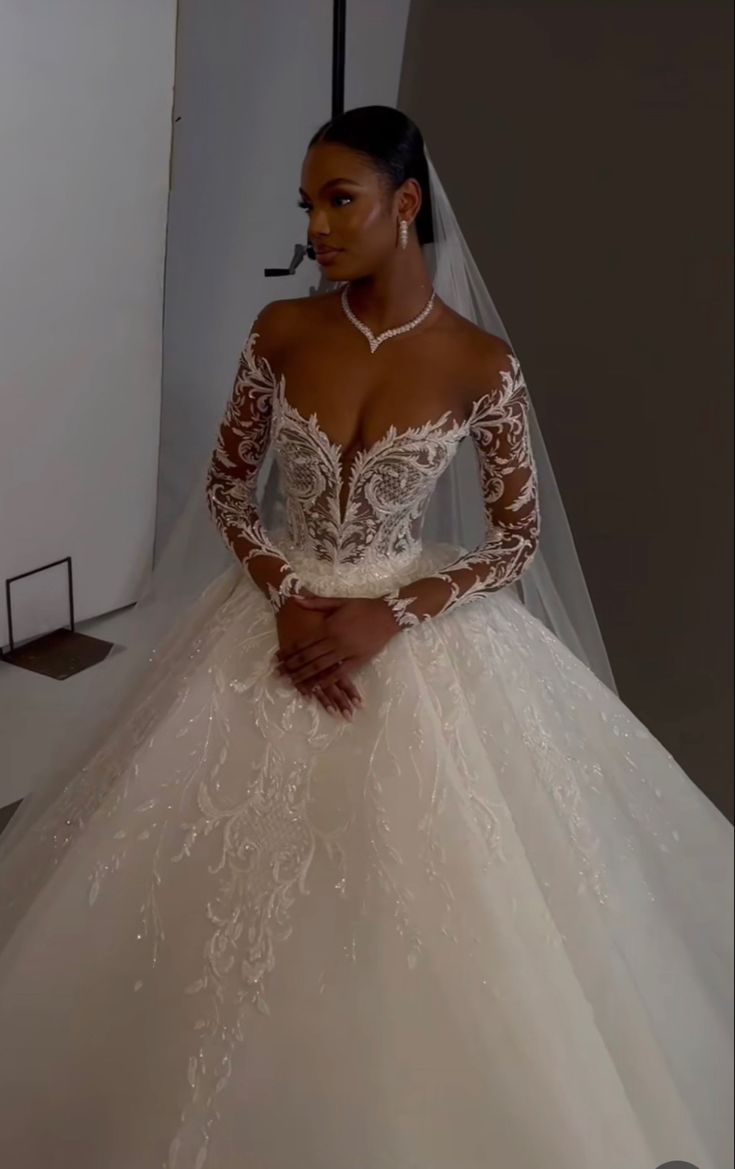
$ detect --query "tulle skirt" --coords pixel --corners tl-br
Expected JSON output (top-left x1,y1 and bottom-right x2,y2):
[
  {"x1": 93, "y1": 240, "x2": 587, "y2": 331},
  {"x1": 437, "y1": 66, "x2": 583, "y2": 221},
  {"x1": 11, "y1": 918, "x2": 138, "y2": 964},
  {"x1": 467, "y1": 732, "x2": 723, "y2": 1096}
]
[{"x1": 0, "y1": 542, "x2": 732, "y2": 1169}]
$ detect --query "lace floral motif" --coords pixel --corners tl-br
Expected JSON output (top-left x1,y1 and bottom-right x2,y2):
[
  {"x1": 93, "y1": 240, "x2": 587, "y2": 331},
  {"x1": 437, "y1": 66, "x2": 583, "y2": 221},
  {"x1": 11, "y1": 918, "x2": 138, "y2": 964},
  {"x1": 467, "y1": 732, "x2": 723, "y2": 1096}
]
[
  {"x1": 207, "y1": 332, "x2": 539, "y2": 629},
  {"x1": 272, "y1": 377, "x2": 468, "y2": 562},
  {"x1": 206, "y1": 334, "x2": 305, "y2": 613},
  {"x1": 382, "y1": 353, "x2": 540, "y2": 627}
]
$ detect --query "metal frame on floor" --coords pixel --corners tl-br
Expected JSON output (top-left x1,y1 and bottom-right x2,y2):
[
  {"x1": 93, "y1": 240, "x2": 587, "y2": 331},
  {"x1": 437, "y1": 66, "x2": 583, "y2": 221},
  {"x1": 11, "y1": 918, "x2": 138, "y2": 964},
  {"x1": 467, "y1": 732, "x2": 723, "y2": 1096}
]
[{"x1": 2, "y1": 556, "x2": 75, "y2": 658}]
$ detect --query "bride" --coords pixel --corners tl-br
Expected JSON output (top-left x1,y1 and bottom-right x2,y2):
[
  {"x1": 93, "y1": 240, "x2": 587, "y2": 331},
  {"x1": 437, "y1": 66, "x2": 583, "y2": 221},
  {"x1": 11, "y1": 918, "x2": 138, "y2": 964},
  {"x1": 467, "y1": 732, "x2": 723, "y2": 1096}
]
[{"x1": 0, "y1": 106, "x2": 732, "y2": 1169}]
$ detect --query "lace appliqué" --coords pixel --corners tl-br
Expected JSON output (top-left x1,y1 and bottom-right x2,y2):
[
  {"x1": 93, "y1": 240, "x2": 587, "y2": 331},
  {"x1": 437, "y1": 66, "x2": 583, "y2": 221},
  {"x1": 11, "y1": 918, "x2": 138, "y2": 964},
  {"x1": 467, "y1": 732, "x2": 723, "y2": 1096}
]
[
  {"x1": 208, "y1": 334, "x2": 537, "y2": 635},
  {"x1": 382, "y1": 352, "x2": 540, "y2": 627},
  {"x1": 272, "y1": 376, "x2": 468, "y2": 564},
  {"x1": 206, "y1": 332, "x2": 305, "y2": 612}
]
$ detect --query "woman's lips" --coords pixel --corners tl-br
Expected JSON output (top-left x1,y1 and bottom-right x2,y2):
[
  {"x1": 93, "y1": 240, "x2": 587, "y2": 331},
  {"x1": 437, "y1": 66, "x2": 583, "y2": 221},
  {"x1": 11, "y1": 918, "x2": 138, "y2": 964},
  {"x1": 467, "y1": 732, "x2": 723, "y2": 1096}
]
[{"x1": 314, "y1": 247, "x2": 341, "y2": 265}]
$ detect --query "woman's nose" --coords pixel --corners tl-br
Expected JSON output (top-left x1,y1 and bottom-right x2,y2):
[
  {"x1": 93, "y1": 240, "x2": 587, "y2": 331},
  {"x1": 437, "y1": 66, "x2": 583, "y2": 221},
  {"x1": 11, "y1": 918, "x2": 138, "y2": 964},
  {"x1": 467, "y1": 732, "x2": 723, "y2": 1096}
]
[{"x1": 309, "y1": 208, "x2": 331, "y2": 236}]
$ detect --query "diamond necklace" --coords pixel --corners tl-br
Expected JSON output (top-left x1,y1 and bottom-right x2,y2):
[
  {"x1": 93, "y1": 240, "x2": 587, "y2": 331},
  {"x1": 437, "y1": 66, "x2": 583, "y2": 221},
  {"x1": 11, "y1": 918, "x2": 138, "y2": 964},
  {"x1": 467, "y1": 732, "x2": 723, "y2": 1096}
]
[{"x1": 340, "y1": 285, "x2": 436, "y2": 354}]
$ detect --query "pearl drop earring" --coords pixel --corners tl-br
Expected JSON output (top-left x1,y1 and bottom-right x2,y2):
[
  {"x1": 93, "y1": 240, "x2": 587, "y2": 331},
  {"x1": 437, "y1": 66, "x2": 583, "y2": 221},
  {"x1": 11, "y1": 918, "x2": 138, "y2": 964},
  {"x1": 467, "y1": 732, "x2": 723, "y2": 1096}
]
[{"x1": 399, "y1": 219, "x2": 409, "y2": 250}]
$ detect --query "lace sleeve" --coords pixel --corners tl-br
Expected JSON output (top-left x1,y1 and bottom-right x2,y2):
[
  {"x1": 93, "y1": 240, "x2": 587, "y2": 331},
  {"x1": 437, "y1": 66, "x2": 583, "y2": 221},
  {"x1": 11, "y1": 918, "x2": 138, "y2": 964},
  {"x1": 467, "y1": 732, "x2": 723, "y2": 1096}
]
[
  {"x1": 206, "y1": 331, "x2": 304, "y2": 613},
  {"x1": 381, "y1": 349, "x2": 540, "y2": 628}
]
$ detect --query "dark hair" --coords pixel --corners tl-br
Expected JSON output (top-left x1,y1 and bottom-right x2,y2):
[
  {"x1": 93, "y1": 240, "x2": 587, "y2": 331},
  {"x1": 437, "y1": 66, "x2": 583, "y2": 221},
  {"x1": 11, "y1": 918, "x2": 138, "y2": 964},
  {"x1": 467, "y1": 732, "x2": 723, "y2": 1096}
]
[{"x1": 308, "y1": 105, "x2": 434, "y2": 245}]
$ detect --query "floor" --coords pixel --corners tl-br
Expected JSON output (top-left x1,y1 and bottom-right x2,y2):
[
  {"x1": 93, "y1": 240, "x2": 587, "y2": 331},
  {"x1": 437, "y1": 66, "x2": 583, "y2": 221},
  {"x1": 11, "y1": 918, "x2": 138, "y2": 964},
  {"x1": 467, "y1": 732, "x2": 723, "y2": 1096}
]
[{"x1": 0, "y1": 606, "x2": 138, "y2": 830}]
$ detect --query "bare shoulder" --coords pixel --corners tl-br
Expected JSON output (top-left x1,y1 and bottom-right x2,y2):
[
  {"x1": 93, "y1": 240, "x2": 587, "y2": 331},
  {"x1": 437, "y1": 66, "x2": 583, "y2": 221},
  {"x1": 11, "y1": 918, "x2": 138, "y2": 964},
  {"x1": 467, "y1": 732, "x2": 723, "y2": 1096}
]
[
  {"x1": 249, "y1": 292, "x2": 340, "y2": 365},
  {"x1": 434, "y1": 303, "x2": 517, "y2": 405}
]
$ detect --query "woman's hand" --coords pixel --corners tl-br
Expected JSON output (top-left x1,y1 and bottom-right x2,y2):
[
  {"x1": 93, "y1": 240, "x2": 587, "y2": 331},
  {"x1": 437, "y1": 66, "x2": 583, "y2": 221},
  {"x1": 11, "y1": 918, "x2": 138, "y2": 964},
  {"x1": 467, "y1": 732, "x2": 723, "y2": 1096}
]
[
  {"x1": 275, "y1": 597, "x2": 362, "y2": 719},
  {"x1": 275, "y1": 596, "x2": 400, "y2": 690}
]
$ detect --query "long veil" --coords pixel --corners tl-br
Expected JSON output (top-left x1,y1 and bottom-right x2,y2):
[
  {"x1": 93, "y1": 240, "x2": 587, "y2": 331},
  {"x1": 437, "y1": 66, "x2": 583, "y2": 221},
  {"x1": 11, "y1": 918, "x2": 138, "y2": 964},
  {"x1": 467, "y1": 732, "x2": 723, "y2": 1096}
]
[{"x1": 0, "y1": 149, "x2": 616, "y2": 891}]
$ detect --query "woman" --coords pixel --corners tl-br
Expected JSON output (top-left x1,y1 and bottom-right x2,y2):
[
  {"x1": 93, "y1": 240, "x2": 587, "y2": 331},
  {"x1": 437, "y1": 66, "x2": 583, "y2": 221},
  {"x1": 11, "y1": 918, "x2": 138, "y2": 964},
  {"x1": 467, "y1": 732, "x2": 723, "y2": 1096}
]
[{"x1": 0, "y1": 107, "x2": 731, "y2": 1169}]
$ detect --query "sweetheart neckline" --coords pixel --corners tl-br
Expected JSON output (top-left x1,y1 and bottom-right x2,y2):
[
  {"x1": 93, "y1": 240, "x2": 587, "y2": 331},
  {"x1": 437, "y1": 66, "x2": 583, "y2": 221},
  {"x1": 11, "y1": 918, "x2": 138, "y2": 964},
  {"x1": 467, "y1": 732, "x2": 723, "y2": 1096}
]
[
  {"x1": 243, "y1": 328, "x2": 496, "y2": 465},
  {"x1": 274, "y1": 373, "x2": 489, "y2": 463},
  {"x1": 273, "y1": 374, "x2": 485, "y2": 527}
]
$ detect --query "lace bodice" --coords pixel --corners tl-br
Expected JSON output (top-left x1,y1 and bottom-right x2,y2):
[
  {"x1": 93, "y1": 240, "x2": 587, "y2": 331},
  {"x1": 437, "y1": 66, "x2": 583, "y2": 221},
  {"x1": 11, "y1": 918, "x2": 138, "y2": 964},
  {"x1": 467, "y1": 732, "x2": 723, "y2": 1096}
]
[{"x1": 206, "y1": 330, "x2": 540, "y2": 628}]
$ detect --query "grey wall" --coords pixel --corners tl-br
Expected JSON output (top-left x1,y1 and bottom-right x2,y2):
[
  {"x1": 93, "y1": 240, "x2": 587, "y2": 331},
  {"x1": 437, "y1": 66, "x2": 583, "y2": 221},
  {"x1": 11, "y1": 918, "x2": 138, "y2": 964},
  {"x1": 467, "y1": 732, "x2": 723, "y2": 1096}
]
[
  {"x1": 156, "y1": 0, "x2": 332, "y2": 550},
  {"x1": 400, "y1": 0, "x2": 733, "y2": 819},
  {"x1": 156, "y1": 0, "x2": 410, "y2": 550}
]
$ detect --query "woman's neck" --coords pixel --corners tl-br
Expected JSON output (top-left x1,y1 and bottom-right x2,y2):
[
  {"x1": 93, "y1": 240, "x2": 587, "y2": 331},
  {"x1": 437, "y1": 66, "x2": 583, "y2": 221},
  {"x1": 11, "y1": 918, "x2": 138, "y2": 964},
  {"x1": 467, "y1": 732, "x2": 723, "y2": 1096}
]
[{"x1": 345, "y1": 248, "x2": 435, "y2": 332}]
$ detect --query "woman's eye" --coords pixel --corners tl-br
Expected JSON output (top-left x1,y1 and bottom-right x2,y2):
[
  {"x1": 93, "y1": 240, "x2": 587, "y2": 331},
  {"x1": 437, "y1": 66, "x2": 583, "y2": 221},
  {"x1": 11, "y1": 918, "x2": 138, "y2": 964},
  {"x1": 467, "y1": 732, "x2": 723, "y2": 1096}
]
[{"x1": 297, "y1": 196, "x2": 352, "y2": 211}]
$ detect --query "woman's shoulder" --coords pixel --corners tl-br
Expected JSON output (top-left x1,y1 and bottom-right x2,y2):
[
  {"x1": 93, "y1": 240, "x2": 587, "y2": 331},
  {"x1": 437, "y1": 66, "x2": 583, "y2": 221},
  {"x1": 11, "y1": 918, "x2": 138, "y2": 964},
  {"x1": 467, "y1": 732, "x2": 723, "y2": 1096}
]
[
  {"x1": 437, "y1": 303, "x2": 511, "y2": 356},
  {"x1": 249, "y1": 292, "x2": 340, "y2": 364},
  {"x1": 433, "y1": 302, "x2": 516, "y2": 405}
]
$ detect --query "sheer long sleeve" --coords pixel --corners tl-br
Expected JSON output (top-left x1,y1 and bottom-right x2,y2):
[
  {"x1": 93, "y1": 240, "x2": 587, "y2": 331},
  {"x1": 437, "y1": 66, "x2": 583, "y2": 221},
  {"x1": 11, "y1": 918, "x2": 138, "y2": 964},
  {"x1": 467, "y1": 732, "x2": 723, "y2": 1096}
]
[
  {"x1": 381, "y1": 350, "x2": 540, "y2": 629},
  {"x1": 206, "y1": 332, "x2": 305, "y2": 613}
]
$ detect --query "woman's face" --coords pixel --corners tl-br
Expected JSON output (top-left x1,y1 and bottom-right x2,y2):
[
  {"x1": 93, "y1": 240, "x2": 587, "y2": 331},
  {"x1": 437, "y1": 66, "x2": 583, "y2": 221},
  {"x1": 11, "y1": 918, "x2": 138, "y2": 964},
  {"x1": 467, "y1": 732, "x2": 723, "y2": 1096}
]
[{"x1": 299, "y1": 143, "x2": 409, "y2": 281}]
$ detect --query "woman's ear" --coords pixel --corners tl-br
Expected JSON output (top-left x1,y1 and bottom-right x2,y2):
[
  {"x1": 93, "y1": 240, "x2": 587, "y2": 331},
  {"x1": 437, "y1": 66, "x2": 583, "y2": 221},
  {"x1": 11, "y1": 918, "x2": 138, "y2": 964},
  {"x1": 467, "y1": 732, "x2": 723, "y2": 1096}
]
[{"x1": 397, "y1": 177, "x2": 422, "y2": 227}]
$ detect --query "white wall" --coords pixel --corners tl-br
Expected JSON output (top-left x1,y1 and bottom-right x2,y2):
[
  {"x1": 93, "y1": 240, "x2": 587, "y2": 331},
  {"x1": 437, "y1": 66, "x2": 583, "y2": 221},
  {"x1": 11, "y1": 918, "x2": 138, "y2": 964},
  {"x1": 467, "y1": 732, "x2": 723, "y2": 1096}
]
[
  {"x1": 0, "y1": 0, "x2": 177, "y2": 648},
  {"x1": 0, "y1": 0, "x2": 410, "y2": 809},
  {"x1": 155, "y1": 0, "x2": 411, "y2": 551}
]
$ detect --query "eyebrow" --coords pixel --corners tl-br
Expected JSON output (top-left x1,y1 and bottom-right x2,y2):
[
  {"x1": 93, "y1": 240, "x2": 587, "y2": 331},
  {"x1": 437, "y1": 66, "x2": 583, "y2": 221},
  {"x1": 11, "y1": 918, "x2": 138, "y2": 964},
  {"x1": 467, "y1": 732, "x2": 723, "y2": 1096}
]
[{"x1": 299, "y1": 178, "x2": 362, "y2": 196}]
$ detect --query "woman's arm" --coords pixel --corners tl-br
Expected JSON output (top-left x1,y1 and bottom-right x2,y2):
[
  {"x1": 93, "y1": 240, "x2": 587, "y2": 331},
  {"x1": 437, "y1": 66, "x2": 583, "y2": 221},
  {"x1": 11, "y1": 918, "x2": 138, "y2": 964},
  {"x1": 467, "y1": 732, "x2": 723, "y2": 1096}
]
[
  {"x1": 206, "y1": 307, "x2": 306, "y2": 612},
  {"x1": 381, "y1": 344, "x2": 540, "y2": 627}
]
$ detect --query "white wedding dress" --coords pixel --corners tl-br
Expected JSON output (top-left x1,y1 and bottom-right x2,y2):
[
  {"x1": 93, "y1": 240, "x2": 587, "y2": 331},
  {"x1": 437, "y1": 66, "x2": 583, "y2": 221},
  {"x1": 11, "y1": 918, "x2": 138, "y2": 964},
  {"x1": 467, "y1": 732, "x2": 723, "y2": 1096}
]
[{"x1": 0, "y1": 333, "x2": 731, "y2": 1169}]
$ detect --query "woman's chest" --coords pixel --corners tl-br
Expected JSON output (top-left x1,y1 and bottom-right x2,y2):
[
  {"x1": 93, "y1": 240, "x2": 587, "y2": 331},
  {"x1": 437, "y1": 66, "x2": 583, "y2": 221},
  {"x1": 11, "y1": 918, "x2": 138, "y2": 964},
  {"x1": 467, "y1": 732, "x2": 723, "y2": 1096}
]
[
  {"x1": 271, "y1": 362, "x2": 470, "y2": 527},
  {"x1": 275, "y1": 340, "x2": 471, "y2": 458}
]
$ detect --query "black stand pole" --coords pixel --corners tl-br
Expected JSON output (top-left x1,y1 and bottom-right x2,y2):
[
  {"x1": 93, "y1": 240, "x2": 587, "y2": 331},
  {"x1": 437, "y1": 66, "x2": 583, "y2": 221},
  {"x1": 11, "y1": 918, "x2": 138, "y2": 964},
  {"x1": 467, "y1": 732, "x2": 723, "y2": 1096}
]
[{"x1": 332, "y1": 0, "x2": 347, "y2": 118}]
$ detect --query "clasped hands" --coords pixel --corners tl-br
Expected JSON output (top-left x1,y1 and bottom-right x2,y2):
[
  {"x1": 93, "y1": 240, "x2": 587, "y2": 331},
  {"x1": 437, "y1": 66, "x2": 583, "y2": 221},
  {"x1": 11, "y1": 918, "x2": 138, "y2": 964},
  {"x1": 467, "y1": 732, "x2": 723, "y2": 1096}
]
[{"x1": 273, "y1": 592, "x2": 400, "y2": 720}]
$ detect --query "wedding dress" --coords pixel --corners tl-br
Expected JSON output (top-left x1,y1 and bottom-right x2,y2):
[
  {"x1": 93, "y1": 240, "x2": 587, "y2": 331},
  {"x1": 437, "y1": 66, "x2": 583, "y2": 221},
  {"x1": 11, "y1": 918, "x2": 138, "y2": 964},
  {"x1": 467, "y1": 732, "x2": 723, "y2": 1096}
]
[{"x1": 0, "y1": 318, "x2": 732, "y2": 1169}]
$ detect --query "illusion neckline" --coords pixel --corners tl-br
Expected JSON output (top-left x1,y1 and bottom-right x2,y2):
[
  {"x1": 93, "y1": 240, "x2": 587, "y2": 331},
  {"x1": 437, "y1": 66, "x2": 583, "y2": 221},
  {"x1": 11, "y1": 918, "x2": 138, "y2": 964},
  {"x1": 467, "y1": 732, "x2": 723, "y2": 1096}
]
[
  {"x1": 275, "y1": 372, "x2": 477, "y2": 465},
  {"x1": 244, "y1": 329, "x2": 494, "y2": 464},
  {"x1": 273, "y1": 373, "x2": 483, "y2": 526}
]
